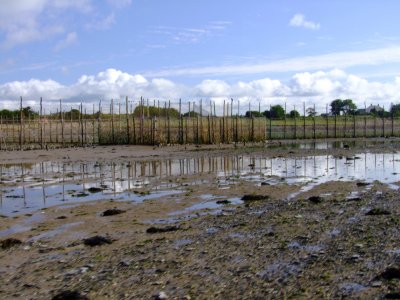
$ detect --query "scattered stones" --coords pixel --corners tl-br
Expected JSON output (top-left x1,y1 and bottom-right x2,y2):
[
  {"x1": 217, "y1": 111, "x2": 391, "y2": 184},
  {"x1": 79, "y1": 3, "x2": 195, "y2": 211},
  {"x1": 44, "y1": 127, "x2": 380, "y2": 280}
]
[
  {"x1": 308, "y1": 196, "x2": 323, "y2": 204},
  {"x1": 52, "y1": 290, "x2": 88, "y2": 300},
  {"x1": 241, "y1": 195, "x2": 269, "y2": 202},
  {"x1": 83, "y1": 235, "x2": 112, "y2": 247},
  {"x1": 0, "y1": 238, "x2": 22, "y2": 250},
  {"x1": 366, "y1": 208, "x2": 391, "y2": 216},
  {"x1": 101, "y1": 208, "x2": 125, "y2": 216},
  {"x1": 146, "y1": 226, "x2": 180, "y2": 234}
]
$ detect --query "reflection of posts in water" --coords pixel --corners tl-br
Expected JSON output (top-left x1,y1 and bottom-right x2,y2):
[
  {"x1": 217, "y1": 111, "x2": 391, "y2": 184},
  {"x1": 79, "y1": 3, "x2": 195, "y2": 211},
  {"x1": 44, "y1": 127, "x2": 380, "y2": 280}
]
[
  {"x1": 62, "y1": 163, "x2": 65, "y2": 201},
  {"x1": 324, "y1": 155, "x2": 328, "y2": 176},
  {"x1": 21, "y1": 164, "x2": 27, "y2": 207},
  {"x1": 112, "y1": 162, "x2": 116, "y2": 197}
]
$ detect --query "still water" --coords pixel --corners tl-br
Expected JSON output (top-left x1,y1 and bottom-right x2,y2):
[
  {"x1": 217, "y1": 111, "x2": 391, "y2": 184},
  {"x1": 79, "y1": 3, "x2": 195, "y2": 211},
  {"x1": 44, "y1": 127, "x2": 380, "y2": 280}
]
[{"x1": 1, "y1": 151, "x2": 399, "y2": 216}]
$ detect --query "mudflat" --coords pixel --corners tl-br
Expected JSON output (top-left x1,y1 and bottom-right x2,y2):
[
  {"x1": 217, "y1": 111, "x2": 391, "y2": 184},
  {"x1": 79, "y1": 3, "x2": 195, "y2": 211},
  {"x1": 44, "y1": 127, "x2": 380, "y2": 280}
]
[{"x1": 1, "y1": 139, "x2": 400, "y2": 299}]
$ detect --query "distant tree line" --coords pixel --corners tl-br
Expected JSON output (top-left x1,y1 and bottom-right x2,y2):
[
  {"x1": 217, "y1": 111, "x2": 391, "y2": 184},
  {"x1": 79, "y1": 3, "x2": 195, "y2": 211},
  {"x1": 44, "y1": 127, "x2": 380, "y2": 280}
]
[{"x1": 2, "y1": 100, "x2": 400, "y2": 121}]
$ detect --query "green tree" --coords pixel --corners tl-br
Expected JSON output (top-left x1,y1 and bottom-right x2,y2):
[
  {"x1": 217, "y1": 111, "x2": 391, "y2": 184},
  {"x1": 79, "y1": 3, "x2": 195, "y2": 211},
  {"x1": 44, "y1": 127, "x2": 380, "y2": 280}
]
[
  {"x1": 133, "y1": 105, "x2": 180, "y2": 118},
  {"x1": 306, "y1": 107, "x2": 317, "y2": 117},
  {"x1": 245, "y1": 111, "x2": 263, "y2": 118},
  {"x1": 288, "y1": 110, "x2": 300, "y2": 118},
  {"x1": 342, "y1": 99, "x2": 357, "y2": 115},
  {"x1": 330, "y1": 99, "x2": 357, "y2": 115},
  {"x1": 272, "y1": 105, "x2": 285, "y2": 119},
  {"x1": 330, "y1": 99, "x2": 343, "y2": 115},
  {"x1": 391, "y1": 104, "x2": 400, "y2": 117}
]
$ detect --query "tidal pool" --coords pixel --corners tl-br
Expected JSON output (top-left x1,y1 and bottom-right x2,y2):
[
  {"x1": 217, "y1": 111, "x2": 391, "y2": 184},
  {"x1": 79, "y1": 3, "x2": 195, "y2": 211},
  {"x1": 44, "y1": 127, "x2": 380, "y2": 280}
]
[{"x1": 1, "y1": 151, "x2": 399, "y2": 216}]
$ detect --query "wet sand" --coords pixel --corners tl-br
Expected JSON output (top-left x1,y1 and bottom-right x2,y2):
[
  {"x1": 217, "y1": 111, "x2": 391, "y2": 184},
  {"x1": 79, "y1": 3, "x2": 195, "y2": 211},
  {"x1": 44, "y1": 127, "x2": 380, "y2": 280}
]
[{"x1": 1, "y1": 139, "x2": 400, "y2": 299}]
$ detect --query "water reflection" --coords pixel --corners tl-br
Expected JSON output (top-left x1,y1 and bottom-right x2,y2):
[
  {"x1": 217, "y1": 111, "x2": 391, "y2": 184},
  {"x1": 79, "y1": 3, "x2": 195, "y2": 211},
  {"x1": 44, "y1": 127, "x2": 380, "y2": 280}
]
[{"x1": 1, "y1": 151, "x2": 400, "y2": 216}]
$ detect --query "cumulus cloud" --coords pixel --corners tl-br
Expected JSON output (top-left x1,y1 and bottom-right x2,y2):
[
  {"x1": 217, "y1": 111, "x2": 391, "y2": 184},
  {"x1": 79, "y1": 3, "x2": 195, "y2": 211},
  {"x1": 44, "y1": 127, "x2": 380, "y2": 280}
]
[
  {"x1": 289, "y1": 14, "x2": 320, "y2": 30},
  {"x1": 1, "y1": 68, "x2": 400, "y2": 113}
]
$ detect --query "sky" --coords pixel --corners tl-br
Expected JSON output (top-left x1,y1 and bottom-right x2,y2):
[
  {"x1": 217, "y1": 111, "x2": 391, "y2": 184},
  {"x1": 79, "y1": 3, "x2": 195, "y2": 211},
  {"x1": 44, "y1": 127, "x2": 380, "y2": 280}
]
[{"x1": 1, "y1": 0, "x2": 400, "y2": 114}]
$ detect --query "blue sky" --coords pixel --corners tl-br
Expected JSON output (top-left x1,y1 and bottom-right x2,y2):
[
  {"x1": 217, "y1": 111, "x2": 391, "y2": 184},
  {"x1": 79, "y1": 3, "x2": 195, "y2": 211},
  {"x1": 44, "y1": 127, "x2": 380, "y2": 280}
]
[{"x1": 1, "y1": 0, "x2": 400, "y2": 113}]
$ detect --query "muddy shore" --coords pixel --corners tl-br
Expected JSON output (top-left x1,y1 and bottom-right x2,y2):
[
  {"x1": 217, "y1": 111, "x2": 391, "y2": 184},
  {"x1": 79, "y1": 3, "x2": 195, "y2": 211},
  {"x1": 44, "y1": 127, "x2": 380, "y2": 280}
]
[{"x1": 1, "y1": 138, "x2": 400, "y2": 299}]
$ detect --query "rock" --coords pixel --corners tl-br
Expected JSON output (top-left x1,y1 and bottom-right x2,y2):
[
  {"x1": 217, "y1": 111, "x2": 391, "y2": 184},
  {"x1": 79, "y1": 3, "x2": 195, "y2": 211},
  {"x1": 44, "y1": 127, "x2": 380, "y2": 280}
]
[
  {"x1": 366, "y1": 208, "x2": 391, "y2": 216},
  {"x1": 378, "y1": 267, "x2": 400, "y2": 280},
  {"x1": 52, "y1": 290, "x2": 88, "y2": 300},
  {"x1": 385, "y1": 292, "x2": 400, "y2": 299},
  {"x1": 56, "y1": 215, "x2": 67, "y2": 219},
  {"x1": 356, "y1": 182, "x2": 370, "y2": 187},
  {"x1": 308, "y1": 196, "x2": 323, "y2": 204},
  {"x1": 146, "y1": 226, "x2": 180, "y2": 234},
  {"x1": 153, "y1": 291, "x2": 168, "y2": 299},
  {"x1": 347, "y1": 197, "x2": 361, "y2": 202},
  {"x1": 0, "y1": 238, "x2": 22, "y2": 250},
  {"x1": 87, "y1": 187, "x2": 103, "y2": 193},
  {"x1": 216, "y1": 200, "x2": 231, "y2": 205},
  {"x1": 101, "y1": 208, "x2": 125, "y2": 216},
  {"x1": 241, "y1": 195, "x2": 269, "y2": 202},
  {"x1": 83, "y1": 235, "x2": 112, "y2": 246},
  {"x1": 371, "y1": 281, "x2": 382, "y2": 287},
  {"x1": 261, "y1": 182, "x2": 270, "y2": 186}
]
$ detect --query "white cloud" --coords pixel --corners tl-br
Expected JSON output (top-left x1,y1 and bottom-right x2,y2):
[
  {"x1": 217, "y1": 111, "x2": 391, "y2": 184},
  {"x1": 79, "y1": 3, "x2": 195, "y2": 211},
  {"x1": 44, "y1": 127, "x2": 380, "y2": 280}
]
[
  {"x1": 289, "y1": 14, "x2": 320, "y2": 30},
  {"x1": 0, "y1": 0, "x2": 120, "y2": 48},
  {"x1": 144, "y1": 46, "x2": 400, "y2": 78},
  {"x1": 107, "y1": 0, "x2": 132, "y2": 8},
  {"x1": 54, "y1": 32, "x2": 78, "y2": 51},
  {"x1": 1, "y1": 68, "x2": 400, "y2": 114},
  {"x1": 86, "y1": 13, "x2": 115, "y2": 31}
]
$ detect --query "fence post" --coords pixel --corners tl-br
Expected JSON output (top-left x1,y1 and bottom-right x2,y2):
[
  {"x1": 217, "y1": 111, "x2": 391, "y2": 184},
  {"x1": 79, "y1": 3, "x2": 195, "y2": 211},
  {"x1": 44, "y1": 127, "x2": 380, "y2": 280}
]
[
  {"x1": 303, "y1": 102, "x2": 306, "y2": 139},
  {"x1": 284, "y1": 103, "x2": 286, "y2": 139},
  {"x1": 19, "y1": 96, "x2": 23, "y2": 150},
  {"x1": 313, "y1": 104, "x2": 316, "y2": 139},
  {"x1": 80, "y1": 103, "x2": 84, "y2": 147},
  {"x1": 60, "y1": 100, "x2": 64, "y2": 147},
  {"x1": 40, "y1": 97, "x2": 43, "y2": 149},
  {"x1": 269, "y1": 104, "x2": 272, "y2": 140},
  {"x1": 325, "y1": 104, "x2": 329, "y2": 138},
  {"x1": 200, "y1": 99, "x2": 203, "y2": 143},
  {"x1": 126, "y1": 96, "x2": 130, "y2": 144},
  {"x1": 382, "y1": 105, "x2": 385, "y2": 137}
]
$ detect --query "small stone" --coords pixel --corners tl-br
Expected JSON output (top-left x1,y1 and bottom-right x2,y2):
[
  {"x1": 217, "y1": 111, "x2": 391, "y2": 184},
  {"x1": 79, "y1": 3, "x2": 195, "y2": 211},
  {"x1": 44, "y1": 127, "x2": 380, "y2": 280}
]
[
  {"x1": 153, "y1": 291, "x2": 168, "y2": 300},
  {"x1": 378, "y1": 267, "x2": 400, "y2": 280},
  {"x1": 83, "y1": 235, "x2": 112, "y2": 247},
  {"x1": 0, "y1": 238, "x2": 22, "y2": 250},
  {"x1": 52, "y1": 290, "x2": 88, "y2": 300},
  {"x1": 241, "y1": 194, "x2": 269, "y2": 202},
  {"x1": 308, "y1": 196, "x2": 323, "y2": 204},
  {"x1": 146, "y1": 226, "x2": 179, "y2": 234},
  {"x1": 87, "y1": 187, "x2": 103, "y2": 193},
  {"x1": 366, "y1": 208, "x2": 391, "y2": 216},
  {"x1": 101, "y1": 208, "x2": 125, "y2": 216},
  {"x1": 216, "y1": 200, "x2": 231, "y2": 205},
  {"x1": 385, "y1": 292, "x2": 400, "y2": 299},
  {"x1": 119, "y1": 260, "x2": 131, "y2": 267},
  {"x1": 371, "y1": 281, "x2": 382, "y2": 287}
]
